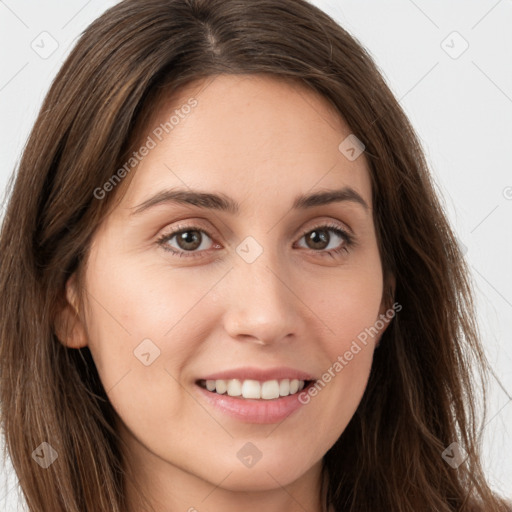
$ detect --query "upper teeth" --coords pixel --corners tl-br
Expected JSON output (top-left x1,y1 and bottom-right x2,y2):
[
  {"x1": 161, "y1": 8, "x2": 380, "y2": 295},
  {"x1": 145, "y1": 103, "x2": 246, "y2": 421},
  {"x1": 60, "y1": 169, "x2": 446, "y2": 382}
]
[{"x1": 204, "y1": 379, "x2": 306, "y2": 399}]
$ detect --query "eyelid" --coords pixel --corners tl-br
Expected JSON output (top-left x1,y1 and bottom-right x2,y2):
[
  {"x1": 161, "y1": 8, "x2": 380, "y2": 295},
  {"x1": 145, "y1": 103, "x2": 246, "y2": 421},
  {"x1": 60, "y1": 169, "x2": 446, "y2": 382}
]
[
  {"x1": 157, "y1": 218, "x2": 219, "y2": 241},
  {"x1": 297, "y1": 218, "x2": 353, "y2": 238}
]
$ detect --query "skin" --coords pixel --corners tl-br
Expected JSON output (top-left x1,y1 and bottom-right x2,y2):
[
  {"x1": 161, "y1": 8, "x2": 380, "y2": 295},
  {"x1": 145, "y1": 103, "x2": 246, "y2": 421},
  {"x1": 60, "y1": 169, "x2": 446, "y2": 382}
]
[{"x1": 57, "y1": 74, "x2": 395, "y2": 512}]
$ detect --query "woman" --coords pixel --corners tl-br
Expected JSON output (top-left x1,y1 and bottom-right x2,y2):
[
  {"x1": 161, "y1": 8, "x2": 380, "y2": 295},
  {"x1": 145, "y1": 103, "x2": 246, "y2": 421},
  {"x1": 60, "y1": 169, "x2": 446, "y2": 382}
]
[{"x1": 0, "y1": 0, "x2": 510, "y2": 511}]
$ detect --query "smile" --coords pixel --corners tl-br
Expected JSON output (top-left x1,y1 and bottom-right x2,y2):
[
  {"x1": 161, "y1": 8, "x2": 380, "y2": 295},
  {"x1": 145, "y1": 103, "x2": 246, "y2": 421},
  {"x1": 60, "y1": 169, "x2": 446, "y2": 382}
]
[
  {"x1": 197, "y1": 378, "x2": 309, "y2": 399},
  {"x1": 194, "y1": 368, "x2": 317, "y2": 424}
]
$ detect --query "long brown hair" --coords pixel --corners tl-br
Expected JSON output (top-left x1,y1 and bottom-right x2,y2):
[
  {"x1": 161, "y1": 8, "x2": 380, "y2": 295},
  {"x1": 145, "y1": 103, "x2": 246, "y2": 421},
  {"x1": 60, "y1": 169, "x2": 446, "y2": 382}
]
[{"x1": 0, "y1": 0, "x2": 510, "y2": 510}]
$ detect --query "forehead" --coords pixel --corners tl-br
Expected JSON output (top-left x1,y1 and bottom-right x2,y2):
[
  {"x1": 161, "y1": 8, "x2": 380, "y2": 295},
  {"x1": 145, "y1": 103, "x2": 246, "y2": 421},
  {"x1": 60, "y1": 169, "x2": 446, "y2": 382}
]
[{"x1": 119, "y1": 74, "x2": 372, "y2": 213}]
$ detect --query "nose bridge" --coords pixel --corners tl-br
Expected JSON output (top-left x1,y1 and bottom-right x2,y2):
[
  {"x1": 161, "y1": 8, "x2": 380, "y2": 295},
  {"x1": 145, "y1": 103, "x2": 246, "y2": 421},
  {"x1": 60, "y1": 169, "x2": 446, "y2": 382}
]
[{"x1": 222, "y1": 236, "x2": 302, "y2": 344}]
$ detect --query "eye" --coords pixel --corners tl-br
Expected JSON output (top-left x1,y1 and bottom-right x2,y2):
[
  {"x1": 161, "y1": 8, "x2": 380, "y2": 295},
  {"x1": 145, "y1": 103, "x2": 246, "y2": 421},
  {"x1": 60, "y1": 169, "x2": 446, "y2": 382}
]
[
  {"x1": 156, "y1": 225, "x2": 216, "y2": 257},
  {"x1": 156, "y1": 221, "x2": 355, "y2": 259},
  {"x1": 295, "y1": 222, "x2": 355, "y2": 257}
]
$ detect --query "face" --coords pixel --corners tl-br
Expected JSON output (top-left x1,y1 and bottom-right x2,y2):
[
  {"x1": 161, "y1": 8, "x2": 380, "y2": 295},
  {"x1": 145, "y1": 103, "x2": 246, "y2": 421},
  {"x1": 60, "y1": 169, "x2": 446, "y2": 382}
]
[{"x1": 59, "y1": 74, "x2": 393, "y2": 502}]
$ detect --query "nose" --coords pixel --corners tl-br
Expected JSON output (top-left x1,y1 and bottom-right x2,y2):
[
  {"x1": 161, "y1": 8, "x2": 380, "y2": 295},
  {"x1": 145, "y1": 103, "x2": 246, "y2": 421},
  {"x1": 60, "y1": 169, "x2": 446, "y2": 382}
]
[{"x1": 221, "y1": 250, "x2": 305, "y2": 346}]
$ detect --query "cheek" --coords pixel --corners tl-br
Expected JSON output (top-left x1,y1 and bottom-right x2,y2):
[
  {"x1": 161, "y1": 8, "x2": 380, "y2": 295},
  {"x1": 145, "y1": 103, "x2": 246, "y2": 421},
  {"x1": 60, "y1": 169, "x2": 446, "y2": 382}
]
[
  {"x1": 309, "y1": 259, "x2": 385, "y2": 354},
  {"x1": 296, "y1": 262, "x2": 383, "y2": 433},
  {"x1": 83, "y1": 253, "x2": 215, "y2": 362},
  {"x1": 80, "y1": 251, "x2": 222, "y2": 427},
  {"x1": 296, "y1": 329, "x2": 375, "y2": 460}
]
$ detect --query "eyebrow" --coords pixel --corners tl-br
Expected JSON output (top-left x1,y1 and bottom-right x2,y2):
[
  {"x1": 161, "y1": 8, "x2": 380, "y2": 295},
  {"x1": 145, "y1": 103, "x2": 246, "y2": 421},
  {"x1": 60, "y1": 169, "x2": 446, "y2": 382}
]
[{"x1": 130, "y1": 186, "x2": 369, "y2": 215}]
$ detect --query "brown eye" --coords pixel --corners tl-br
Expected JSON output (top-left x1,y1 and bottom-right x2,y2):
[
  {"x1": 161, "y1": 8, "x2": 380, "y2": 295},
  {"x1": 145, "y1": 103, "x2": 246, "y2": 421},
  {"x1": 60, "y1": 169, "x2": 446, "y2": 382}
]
[
  {"x1": 157, "y1": 226, "x2": 215, "y2": 256},
  {"x1": 304, "y1": 228, "x2": 330, "y2": 250},
  {"x1": 296, "y1": 224, "x2": 354, "y2": 256},
  {"x1": 174, "y1": 230, "x2": 203, "y2": 251}
]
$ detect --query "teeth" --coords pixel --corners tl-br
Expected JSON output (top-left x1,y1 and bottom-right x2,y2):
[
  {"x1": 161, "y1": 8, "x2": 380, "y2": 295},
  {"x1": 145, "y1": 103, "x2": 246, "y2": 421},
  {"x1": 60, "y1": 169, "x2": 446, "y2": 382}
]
[
  {"x1": 279, "y1": 379, "x2": 290, "y2": 396},
  {"x1": 227, "y1": 379, "x2": 242, "y2": 397},
  {"x1": 261, "y1": 380, "x2": 280, "y2": 399},
  {"x1": 215, "y1": 380, "x2": 227, "y2": 395},
  {"x1": 203, "y1": 378, "x2": 307, "y2": 399},
  {"x1": 242, "y1": 379, "x2": 261, "y2": 399}
]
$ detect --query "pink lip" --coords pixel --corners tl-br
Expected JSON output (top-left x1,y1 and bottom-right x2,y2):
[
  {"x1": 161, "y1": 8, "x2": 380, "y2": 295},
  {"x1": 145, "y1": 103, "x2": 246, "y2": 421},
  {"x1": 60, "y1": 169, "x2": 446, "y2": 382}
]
[
  {"x1": 195, "y1": 383, "x2": 313, "y2": 424},
  {"x1": 199, "y1": 366, "x2": 316, "y2": 382}
]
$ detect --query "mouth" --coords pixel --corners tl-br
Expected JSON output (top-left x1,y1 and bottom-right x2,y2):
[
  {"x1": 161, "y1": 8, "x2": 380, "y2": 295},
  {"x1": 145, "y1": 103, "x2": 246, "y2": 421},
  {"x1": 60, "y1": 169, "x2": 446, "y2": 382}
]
[
  {"x1": 193, "y1": 367, "x2": 318, "y2": 423},
  {"x1": 196, "y1": 378, "x2": 315, "y2": 400}
]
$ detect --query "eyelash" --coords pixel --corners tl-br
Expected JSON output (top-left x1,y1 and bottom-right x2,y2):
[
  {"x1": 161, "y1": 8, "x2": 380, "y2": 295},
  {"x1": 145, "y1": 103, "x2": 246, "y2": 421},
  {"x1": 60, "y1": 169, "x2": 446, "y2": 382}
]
[{"x1": 156, "y1": 221, "x2": 356, "y2": 259}]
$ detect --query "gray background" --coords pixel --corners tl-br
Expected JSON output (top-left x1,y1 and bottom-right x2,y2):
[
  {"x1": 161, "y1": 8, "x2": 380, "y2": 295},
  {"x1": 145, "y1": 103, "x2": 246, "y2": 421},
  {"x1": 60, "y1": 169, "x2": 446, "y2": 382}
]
[{"x1": 1, "y1": 0, "x2": 511, "y2": 509}]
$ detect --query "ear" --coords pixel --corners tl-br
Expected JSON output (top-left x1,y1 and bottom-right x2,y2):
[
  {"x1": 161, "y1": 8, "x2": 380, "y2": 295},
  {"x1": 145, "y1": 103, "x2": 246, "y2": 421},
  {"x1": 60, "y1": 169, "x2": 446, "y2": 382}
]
[
  {"x1": 375, "y1": 273, "x2": 397, "y2": 347},
  {"x1": 379, "y1": 273, "x2": 396, "y2": 316},
  {"x1": 54, "y1": 273, "x2": 88, "y2": 349}
]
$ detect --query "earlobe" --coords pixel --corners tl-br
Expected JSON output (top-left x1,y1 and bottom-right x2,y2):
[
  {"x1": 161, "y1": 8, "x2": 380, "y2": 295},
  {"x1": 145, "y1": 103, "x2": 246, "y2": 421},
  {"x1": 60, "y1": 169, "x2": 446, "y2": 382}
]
[{"x1": 54, "y1": 273, "x2": 88, "y2": 349}]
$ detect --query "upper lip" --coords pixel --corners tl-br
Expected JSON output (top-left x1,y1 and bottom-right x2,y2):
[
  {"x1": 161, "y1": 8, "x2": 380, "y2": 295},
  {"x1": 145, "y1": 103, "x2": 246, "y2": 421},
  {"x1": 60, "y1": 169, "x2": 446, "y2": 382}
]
[{"x1": 198, "y1": 366, "x2": 317, "y2": 382}]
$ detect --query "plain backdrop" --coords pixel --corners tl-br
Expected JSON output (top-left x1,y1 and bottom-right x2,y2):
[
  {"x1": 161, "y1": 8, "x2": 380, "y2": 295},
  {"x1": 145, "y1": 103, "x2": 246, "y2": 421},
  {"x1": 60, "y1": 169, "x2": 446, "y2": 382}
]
[{"x1": 0, "y1": 0, "x2": 511, "y2": 509}]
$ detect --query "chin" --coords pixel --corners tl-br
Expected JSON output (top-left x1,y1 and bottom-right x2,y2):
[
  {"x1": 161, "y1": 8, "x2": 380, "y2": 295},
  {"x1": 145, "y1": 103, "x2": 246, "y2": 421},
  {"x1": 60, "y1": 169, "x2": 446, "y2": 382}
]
[
  {"x1": 203, "y1": 449, "x2": 319, "y2": 491},
  {"x1": 212, "y1": 465, "x2": 309, "y2": 492}
]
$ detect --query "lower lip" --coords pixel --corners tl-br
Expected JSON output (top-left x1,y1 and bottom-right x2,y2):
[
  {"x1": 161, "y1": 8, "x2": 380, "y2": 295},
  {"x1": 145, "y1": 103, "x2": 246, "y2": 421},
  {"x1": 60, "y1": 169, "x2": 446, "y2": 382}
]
[{"x1": 195, "y1": 383, "x2": 312, "y2": 424}]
